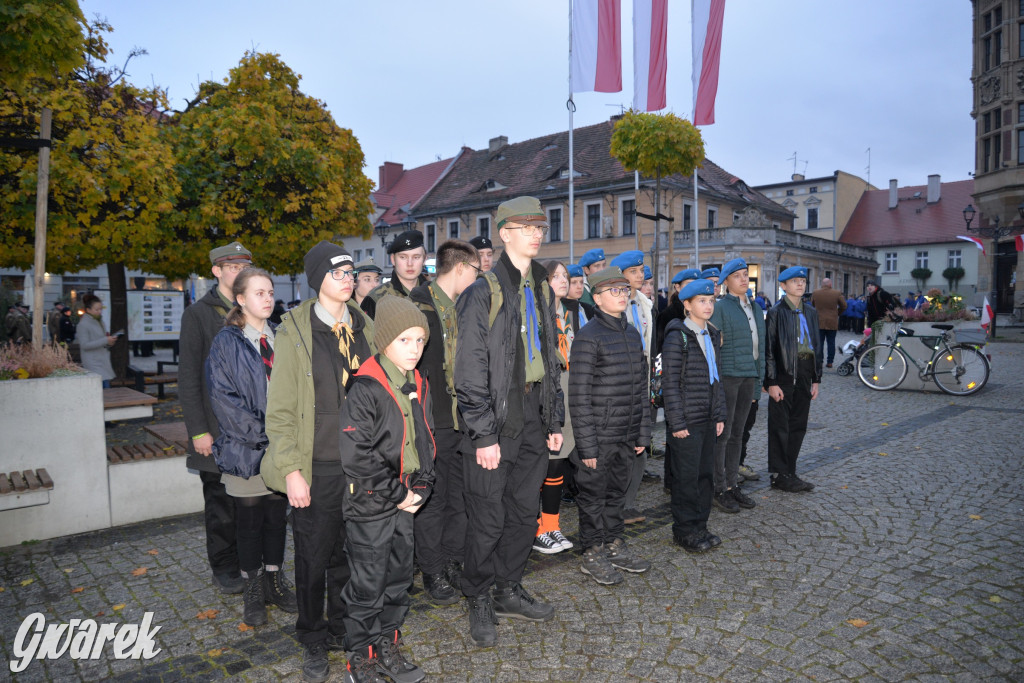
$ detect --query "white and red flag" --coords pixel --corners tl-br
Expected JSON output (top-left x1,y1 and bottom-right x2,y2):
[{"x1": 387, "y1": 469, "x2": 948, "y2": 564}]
[
  {"x1": 632, "y1": 0, "x2": 668, "y2": 111},
  {"x1": 692, "y1": 0, "x2": 726, "y2": 125},
  {"x1": 1015, "y1": 234, "x2": 1023, "y2": 252},
  {"x1": 981, "y1": 297, "x2": 994, "y2": 330},
  {"x1": 572, "y1": 0, "x2": 622, "y2": 93},
  {"x1": 956, "y1": 235, "x2": 986, "y2": 255}
]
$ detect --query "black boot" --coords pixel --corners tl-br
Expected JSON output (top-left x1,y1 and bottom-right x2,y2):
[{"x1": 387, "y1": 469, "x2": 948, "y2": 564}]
[
  {"x1": 376, "y1": 631, "x2": 425, "y2": 683},
  {"x1": 263, "y1": 568, "x2": 298, "y2": 613},
  {"x1": 491, "y1": 581, "x2": 554, "y2": 622},
  {"x1": 466, "y1": 594, "x2": 498, "y2": 647},
  {"x1": 242, "y1": 568, "x2": 267, "y2": 627},
  {"x1": 443, "y1": 558, "x2": 463, "y2": 591},
  {"x1": 422, "y1": 572, "x2": 459, "y2": 605},
  {"x1": 344, "y1": 644, "x2": 387, "y2": 683}
]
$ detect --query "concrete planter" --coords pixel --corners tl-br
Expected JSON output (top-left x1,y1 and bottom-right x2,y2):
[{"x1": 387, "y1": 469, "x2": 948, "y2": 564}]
[
  {"x1": 877, "y1": 321, "x2": 986, "y2": 392},
  {"x1": 0, "y1": 372, "x2": 111, "y2": 546}
]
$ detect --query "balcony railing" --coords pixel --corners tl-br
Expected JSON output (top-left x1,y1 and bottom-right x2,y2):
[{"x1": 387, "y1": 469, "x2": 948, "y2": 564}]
[{"x1": 666, "y1": 226, "x2": 876, "y2": 261}]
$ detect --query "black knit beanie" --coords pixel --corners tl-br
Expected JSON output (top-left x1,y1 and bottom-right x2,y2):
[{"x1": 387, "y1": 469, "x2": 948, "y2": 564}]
[{"x1": 304, "y1": 241, "x2": 352, "y2": 293}]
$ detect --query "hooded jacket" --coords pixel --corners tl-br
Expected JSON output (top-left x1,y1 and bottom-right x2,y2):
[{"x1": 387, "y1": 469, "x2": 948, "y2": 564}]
[
  {"x1": 205, "y1": 323, "x2": 275, "y2": 478},
  {"x1": 339, "y1": 356, "x2": 436, "y2": 522}
]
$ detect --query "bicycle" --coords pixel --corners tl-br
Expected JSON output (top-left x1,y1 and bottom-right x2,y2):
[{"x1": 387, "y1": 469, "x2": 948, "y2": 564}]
[{"x1": 856, "y1": 315, "x2": 991, "y2": 395}]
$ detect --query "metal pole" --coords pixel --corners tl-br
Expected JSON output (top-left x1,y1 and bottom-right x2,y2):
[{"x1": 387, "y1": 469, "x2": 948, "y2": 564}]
[
  {"x1": 989, "y1": 239, "x2": 998, "y2": 341},
  {"x1": 693, "y1": 167, "x2": 700, "y2": 267},
  {"x1": 31, "y1": 108, "x2": 52, "y2": 350},
  {"x1": 567, "y1": 0, "x2": 575, "y2": 263}
]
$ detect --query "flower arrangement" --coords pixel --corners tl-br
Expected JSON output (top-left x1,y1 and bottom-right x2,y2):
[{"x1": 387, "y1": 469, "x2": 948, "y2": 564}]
[
  {"x1": 902, "y1": 289, "x2": 976, "y2": 322},
  {"x1": 0, "y1": 343, "x2": 84, "y2": 381}
]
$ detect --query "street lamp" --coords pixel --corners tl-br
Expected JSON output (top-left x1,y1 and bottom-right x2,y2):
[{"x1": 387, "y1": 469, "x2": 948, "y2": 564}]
[
  {"x1": 375, "y1": 223, "x2": 393, "y2": 253},
  {"x1": 962, "y1": 202, "x2": 1024, "y2": 340}
]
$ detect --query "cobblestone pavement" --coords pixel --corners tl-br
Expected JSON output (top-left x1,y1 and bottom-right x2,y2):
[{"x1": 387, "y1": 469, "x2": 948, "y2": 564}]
[{"x1": 2, "y1": 332, "x2": 1022, "y2": 681}]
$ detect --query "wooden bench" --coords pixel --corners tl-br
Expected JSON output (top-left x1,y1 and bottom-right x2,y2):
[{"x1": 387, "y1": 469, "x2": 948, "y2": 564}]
[
  {"x1": 0, "y1": 468, "x2": 54, "y2": 511},
  {"x1": 102, "y1": 387, "x2": 157, "y2": 421},
  {"x1": 126, "y1": 365, "x2": 178, "y2": 399},
  {"x1": 106, "y1": 438, "x2": 188, "y2": 464}
]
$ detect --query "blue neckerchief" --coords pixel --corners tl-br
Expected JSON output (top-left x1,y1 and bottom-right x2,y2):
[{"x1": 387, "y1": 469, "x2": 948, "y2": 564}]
[
  {"x1": 524, "y1": 280, "x2": 540, "y2": 362},
  {"x1": 630, "y1": 299, "x2": 646, "y2": 350},
  {"x1": 578, "y1": 306, "x2": 587, "y2": 327},
  {"x1": 797, "y1": 307, "x2": 814, "y2": 350},
  {"x1": 702, "y1": 329, "x2": 720, "y2": 384}
]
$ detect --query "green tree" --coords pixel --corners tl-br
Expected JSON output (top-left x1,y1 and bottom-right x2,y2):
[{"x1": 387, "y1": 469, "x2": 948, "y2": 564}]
[
  {"x1": 0, "y1": 18, "x2": 180, "y2": 376},
  {"x1": 910, "y1": 267, "x2": 932, "y2": 291},
  {"x1": 164, "y1": 51, "x2": 374, "y2": 278},
  {"x1": 610, "y1": 111, "x2": 705, "y2": 336},
  {"x1": 0, "y1": 0, "x2": 86, "y2": 91}
]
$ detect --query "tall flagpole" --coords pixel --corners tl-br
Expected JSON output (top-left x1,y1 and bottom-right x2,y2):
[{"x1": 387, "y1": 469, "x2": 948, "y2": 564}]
[
  {"x1": 568, "y1": 0, "x2": 576, "y2": 263},
  {"x1": 693, "y1": 166, "x2": 700, "y2": 267}
]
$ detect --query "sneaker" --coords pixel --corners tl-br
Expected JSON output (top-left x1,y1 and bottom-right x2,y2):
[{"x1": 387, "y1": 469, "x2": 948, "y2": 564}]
[
  {"x1": 344, "y1": 644, "x2": 386, "y2": 683},
  {"x1": 738, "y1": 465, "x2": 760, "y2": 481},
  {"x1": 242, "y1": 568, "x2": 267, "y2": 627},
  {"x1": 376, "y1": 631, "x2": 425, "y2": 683},
  {"x1": 605, "y1": 537, "x2": 651, "y2": 573},
  {"x1": 302, "y1": 641, "x2": 330, "y2": 683},
  {"x1": 423, "y1": 571, "x2": 460, "y2": 605},
  {"x1": 443, "y1": 558, "x2": 463, "y2": 592},
  {"x1": 549, "y1": 529, "x2": 574, "y2": 551},
  {"x1": 713, "y1": 491, "x2": 740, "y2": 513},
  {"x1": 532, "y1": 532, "x2": 563, "y2": 555},
  {"x1": 729, "y1": 487, "x2": 756, "y2": 510},
  {"x1": 770, "y1": 473, "x2": 805, "y2": 493},
  {"x1": 793, "y1": 475, "x2": 816, "y2": 491},
  {"x1": 491, "y1": 581, "x2": 554, "y2": 622},
  {"x1": 673, "y1": 532, "x2": 712, "y2": 553},
  {"x1": 623, "y1": 507, "x2": 646, "y2": 524},
  {"x1": 699, "y1": 529, "x2": 722, "y2": 547},
  {"x1": 212, "y1": 570, "x2": 244, "y2": 594},
  {"x1": 580, "y1": 544, "x2": 624, "y2": 585},
  {"x1": 263, "y1": 569, "x2": 298, "y2": 613},
  {"x1": 466, "y1": 594, "x2": 498, "y2": 647}
]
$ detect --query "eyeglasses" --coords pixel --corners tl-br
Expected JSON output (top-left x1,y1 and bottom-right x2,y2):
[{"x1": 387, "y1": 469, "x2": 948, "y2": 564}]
[
  {"x1": 219, "y1": 263, "x2": 249, "y2": 274},
  {"x1": 329, "y1": 268, "x2": 355, "y2": 281},
  {"x1": 467, "y1": 262, "x2": 483, "y2": 274},
  {"x1": 504, "y1": 224, "x2": 549, "y2": 237},
  {"x1": 596, "y1": 286, "x2": 628, "y2": 297}
]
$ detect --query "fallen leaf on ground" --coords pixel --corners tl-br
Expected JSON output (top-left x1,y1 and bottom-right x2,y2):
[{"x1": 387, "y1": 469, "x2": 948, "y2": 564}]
[
  {"x1": 841, "y1": 486, "x2": 848, "y2": 489},
  {"x1": 63, "y1": 568, "x2": 74, "y2": 573},
  {"x1": 71, "y1": 587, "x2": 84, "y2": 594},
  {"x1": 147, "y1": 549, "x2": 159, "y2": 555},
  {"x1": 20, "y1": 579, "x2": 34, "y2": 586},
  {"x1": 131, "y1": 567, "x2": 148, "y2": 576},
  {"x1": 880, "y1": 422, "x2": 888, "y2": 426},
  {"x1": 990, "y1": 595, "x2": 1002, "y2": 603},
  {"x1": 846, "y1": 618, "x2": 869, "y2": 628},
  {"x1": 238, "y1": 623, "x2": 253, "y2": 632},
  {"x1": 196, "y1": 609, "x2": 220, "y2": 620},
  {"x1": 878, "y1": 452, "x2": 888, "y2": 456},
  {"x1": 208, "y1": 648, "x2": 223, "y2": 657},
  {"x1": 0, "y1": 587, "x2": 5, "y2": 592},
  {"x1": 112, "y1": 604, "x2": 125, "y2": 611},
  {"x1": 968, "y1": 514, "x2": 982, "y2": 520},
  {"x1": 95, "y1": 611, "x2": 105, "y2": 617}
]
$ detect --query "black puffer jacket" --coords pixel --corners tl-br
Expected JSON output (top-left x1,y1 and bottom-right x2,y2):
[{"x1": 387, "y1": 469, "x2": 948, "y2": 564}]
[
  {"x1": 409, "y1": 283, "x2": 455, "y2": 431},
  {"x1": 764, "y1": 300, "x2": 824, "y2": 387},
  {"x1": 662, "y1": 319, "x2": 727, "y2": 432},
  {"x1": 569, "y1": 308, "x2": 651, "y2": 460},
  {"x1": 455, "y1": 251, "x2": 563, "y2": 448}
]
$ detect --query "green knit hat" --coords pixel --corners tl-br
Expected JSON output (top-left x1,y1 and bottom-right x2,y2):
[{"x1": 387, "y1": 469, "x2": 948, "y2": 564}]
[{"x1": 374, "y1": 295, "x2": 429, "y2": 350}]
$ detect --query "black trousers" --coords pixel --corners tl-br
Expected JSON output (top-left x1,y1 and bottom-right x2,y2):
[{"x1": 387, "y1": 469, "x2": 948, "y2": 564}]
[
  {"x1": 739, "y1": 399, "x2": 759, "y2": 467},
  {"x1": 818, "y1": 329, "x2": 838, "y2": 364},
  {"x1": 668, "y1": 423, "x2": 715, "y2": 539},
  {"x1": 291, "y1": 470, "x2": 349, "y2": 645},
  {"x1": 767, "y1": 358, "x2": 815, "y2": 476},
  {"x1": 199, "y1": 470, "x2": 238, "y2": 575},
  {"x1": 234, "y1": 493, "x2": 288, "y2": 573},
  {"x1": 461, "y1": 389, "x2": 547, "y2": 597},
  {"x1": 570, "y1": 442, "x2": 633, "y2": 549},
  {"x1": 343, "y1": 511, "x2": 414, "y2": 652},
  {"x1": 414, "y1": 428, "x2": 469, "y2": 574}
]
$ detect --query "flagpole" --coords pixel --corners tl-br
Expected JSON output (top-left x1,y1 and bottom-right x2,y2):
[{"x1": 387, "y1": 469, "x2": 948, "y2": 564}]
[
  {"x1": 568, "y1": 0, "x2": 576, "y2": 264},
  {"x1": 693, "y1": 166, "x2": 700, "y2": 267}
]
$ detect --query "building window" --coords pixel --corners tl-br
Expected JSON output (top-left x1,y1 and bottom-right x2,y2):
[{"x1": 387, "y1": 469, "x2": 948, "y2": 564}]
[
  {"x1": 477, "y1": 216, "x2": 490, "y2": 240},
  {"x1": 984, "y1": 8, "x2": 1003, "y2": 71},
  {"x1": 683, "y1": 203, "x2": 692, "y2": 230},
  {"x1": 425, "y1": 223, "x2": 436, "y2": 253},
  {"x1": 448, "y1": 219, "x2": 459, "y2": 240},
  {"x1": 915, "y1": 251, "x2": 929, "y2": 269},
  {"x1": 807, "y1": 207, "x2": 819, "y2": 230},
  {"x1": 947, "y1": 249, "x2": 962, "y2": 268},
  {"x1": 707, "y1": 207, "x2": 717, "y2": 230},
  {"x1": 785, "y1": 189, "x2": 794, "y2": 196},
  {"x1": 548, "y1": 207, "x2": 562, "y2": 242},
  {"x1": 586, "y1": 203, "x2": 601, "y2": 239},
  {"x1": 809, "y1": 186, "x2": 818, "y2": 193},
  {"x1": 1018, "y1": 129, "x2": 1024, "y2": 164},
  {"x1": 621, "y1": 198, "x2": 635, "y2": 236},
  {"x1": 353, "y1": 249, "x2": 362, "y2": 262},
  {"x1": 824, "y1": 270, "x2": 832, "y2": 281},
  {"x1": 1020, "y1": 22, "x2": 1024, "y2": 58},
  {"x1": 884, "y1": 252, "x2": 898, "y2": 273},
  {"x1": 366, "y1": 248, "x2": 375, "y2": 263}
]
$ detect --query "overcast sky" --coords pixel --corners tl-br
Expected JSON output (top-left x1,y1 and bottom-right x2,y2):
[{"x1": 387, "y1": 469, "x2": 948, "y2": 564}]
[{"x1": 82, "y1": 0, "x2": 974, "y2": 190}]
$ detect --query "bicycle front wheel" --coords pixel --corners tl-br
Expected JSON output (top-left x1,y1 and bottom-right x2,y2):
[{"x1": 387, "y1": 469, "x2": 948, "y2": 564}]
[
  {"x1": 857, "y1": 344, "x2": 908, "y2": 390},
  {"x1": 931, "y1": 344, "x2": 991, "y2": 396}
]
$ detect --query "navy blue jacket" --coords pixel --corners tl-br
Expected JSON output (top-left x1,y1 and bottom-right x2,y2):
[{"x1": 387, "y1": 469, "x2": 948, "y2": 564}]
[{"x1": 205, "y1": 323, "x2": 276, "y2": 478}]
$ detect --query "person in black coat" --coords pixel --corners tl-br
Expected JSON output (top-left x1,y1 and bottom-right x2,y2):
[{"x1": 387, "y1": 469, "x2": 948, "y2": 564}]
[
  {"x1": 662, "y1": 279, "x2": 726, "y2": 553},
  {"x1": 569, "y1": 267, "x2": 652, "y2": 585},
  {"x1": 764, "y1": 267, "x2": 823, "y2": 493},
  {"x1": 206, "y1": 268, "x2": 297, "y2": 628}
]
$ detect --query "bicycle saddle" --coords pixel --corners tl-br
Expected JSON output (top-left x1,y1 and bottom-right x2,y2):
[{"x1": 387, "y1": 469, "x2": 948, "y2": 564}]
[{"x1": 931, "y1": 324, "x2": 954, "y2": 330}]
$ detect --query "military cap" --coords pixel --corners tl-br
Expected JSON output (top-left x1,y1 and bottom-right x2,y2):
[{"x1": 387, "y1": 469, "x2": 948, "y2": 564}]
[
  {"x1": 469, "y1": 235, "x2": 493, "y2": 251},
  {"x1": 588, "y1": 266, "x2": 628, "y2": 292},
  {"x1": 353, "y1": 259, "x2": 382, "y2": 274},
  {"x1": 209, "y1": 241, "x2": 252, "y2": 265},
  {"x1": 495, "y1": 196, "x2": 547, "y2": 229}
]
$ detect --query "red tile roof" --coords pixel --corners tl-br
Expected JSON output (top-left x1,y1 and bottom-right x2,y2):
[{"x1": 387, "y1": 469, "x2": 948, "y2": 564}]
[
  {"x1": 371, "y1": 155, "x2": 458, "y2": 226},
  {"x1": 841, "y1": 178, "x2": 975, "y2": 247}
]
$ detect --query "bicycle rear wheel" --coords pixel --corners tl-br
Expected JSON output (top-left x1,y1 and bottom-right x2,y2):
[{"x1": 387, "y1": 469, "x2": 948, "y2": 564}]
[
  {"x1": 931, "y1": 344, "x2": 991, "y2": 396},
  {"x1": 857, "y1": 344, "x2": 908, "y2": 390}
]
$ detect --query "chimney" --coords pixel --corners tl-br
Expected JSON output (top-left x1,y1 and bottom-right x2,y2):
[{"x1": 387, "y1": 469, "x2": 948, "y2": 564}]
[
  {"x1": 888, "y1": 179, "x2": 898, "y2": 209},
  {"x1": 489, "y1": 136, "x2": 508, "y2": 154},
  {"x1": 379, "y1": 162, "x2": 404, "y2": 193},
  {"x1": 926, "y1": 174, "x2": 941, "y2": 203},
  {"x1": 791, "y1": 173, "x2": 804, "y2": 182}
]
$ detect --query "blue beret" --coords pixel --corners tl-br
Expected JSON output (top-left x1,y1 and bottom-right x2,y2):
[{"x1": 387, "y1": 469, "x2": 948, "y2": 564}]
[
  {"x1": 610, "y1": 250, "x2": 644, "y2": 271},
  {"x1": 579, "y1": 248, "x2": 605, "y2": 268},
  {"x1": 567, "y1": 264, "x2": 584, "y2": 278},
  {"x1": 643, "y1": 266, "x2": 652, "y2": 281},
  {"x1": 679, "y1": 278, "x2": 717, "y2": 300},
  {"x1": 719, "y1": 258, "x2": 747, "y2": 282},
  {"x1": 700, "y1": 267, "x2": 721, "y2": 279},
  {"x1": 779, "y1": 266, "x2": 808, "y2": 282},
  {"x1": 672, "y1": 268, "x2": 702, "y2": 284}
]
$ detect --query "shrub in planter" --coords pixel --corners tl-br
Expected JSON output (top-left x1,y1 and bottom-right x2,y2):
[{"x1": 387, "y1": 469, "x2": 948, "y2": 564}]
[
  {"x1": 942, "y1": 266, "x2": 965, "y2": 291},
  {"x1": 910, "y1": 267, "x2": 933, "y2": 290},
  {"x1": 901, "y1": 289, "x2": 976, "y2": 322},
  {"x1": 0, "y1": 343, "x2": 84, "y2": 381}
]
